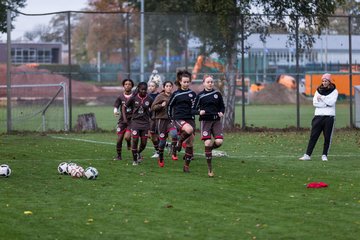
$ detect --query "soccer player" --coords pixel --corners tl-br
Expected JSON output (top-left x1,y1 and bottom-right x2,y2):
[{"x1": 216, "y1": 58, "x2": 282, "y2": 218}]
[
  {"x1": 167, "y1": 70, "x2": 197, "y2": 173},
  {"x1": 151, "y1": 81, "x2": 178, "y2": 167},
  {"x1": 148, "y1": 79, "x2": 161, "y2": 159},
  {"x1": 299, "y1": 73, "x2": 338, "y2": 161},
  {"x1": 193, "y1": 75, "x2": 225, "y2": 177},
  {"x1": 123, "y1": 82, "x2": 153, "y2": 165},
  {"x1": 113, "y1": 79, "x2": 134, "y2": 160}
]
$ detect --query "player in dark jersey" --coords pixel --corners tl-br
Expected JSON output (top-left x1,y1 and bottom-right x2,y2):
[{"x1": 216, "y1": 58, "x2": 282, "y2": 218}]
[
  {"x1": 167, "y1": 70, "x2": 196, "y2": 173},
  {"x1": 123, "y1": 82, "x2": 153, "y2": 165},
  {"x1": 151, "y1": 81, "x2": 178, "y2": 167},
  {"x1": 113, "y1": 79, "x2": 134, "y2": 160},
  {"x1": 193, "y1": 75, "x2": 225, "y2": 177},
  {"x1": 148, "y1": 80, "x2": 160, "y2": 159}
]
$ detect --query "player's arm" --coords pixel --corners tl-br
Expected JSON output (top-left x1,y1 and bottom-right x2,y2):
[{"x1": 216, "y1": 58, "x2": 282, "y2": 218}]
[{"x1": 113, "y1": 98, "x2": 121, "y2": 117}]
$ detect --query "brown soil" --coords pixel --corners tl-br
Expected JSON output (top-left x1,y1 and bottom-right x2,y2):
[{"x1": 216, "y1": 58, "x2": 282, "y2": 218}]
[
  {"x1": 0, "y1": 64, "x2": 119, "y2": 104},
  {"x1": 250, "y1": 83, "x2": 309, "y2": 104}
]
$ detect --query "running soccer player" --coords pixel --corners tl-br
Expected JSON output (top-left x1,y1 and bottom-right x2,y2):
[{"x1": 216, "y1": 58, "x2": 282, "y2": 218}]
[
  {"x1": 193, "y1": 75, "x2": 225, "y2": 177},
  {"x1": 113, "y1": 79, "x2": 134, "y2": 160},
  {"x1": 148, "y1": 79, "x2": 161, "y2": 158},
  {"x1": 151, "y1": 81, "x2": 178, "y2": 167},
  {"x1": 123, "y1": 82, "x2": 153, "y2": 165},
  {"x1": 167, "y1": 70, "x2": 197, "y2": 173}
]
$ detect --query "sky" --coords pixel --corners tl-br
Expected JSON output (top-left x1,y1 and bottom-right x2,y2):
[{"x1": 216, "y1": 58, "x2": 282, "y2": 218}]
[{"x1": 3, "y1": 0, "x2": 89, "y2": 39}]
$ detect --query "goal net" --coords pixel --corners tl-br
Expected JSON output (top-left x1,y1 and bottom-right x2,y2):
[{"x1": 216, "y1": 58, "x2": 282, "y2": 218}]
[
  {"x1": 0, "y1": 82, "x2": 68, "y2": 132},
  {"x1": 355, "y1": 86, "x2": 360, "y2": 128}
]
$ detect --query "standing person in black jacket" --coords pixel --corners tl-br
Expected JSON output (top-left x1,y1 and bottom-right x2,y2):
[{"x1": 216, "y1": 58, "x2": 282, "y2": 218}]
[
  {"x1": 193, "y1": 75, "x2": 225, "y2": 177},
  {"x1": 167, "y1": 70, "x2": 196, "y2": 173}
]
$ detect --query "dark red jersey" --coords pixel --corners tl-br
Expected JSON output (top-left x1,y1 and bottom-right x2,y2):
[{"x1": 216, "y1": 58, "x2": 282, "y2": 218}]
[
  {"x1": 125, "y1": 93, "x2": 153, "y2": 130},
  {"x1": 113, "y1": 92, "x2": 132, "y2": 123}
]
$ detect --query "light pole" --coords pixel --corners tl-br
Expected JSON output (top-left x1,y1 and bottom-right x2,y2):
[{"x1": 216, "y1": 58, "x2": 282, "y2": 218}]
[{"x1": 140, "y1": 0, "x2": 144, "y2": 82}]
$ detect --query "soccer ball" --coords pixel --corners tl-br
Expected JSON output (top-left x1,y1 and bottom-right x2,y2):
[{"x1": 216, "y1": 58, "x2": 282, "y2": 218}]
[
  {"x1": 66, "y1": 163, "x2": 77, "y2": 174},
  {"x1": 84, "y1": 167, "x2": 98, "y2": 180},
  {"x1": 58, "y1": 162, "x2": 68, "y2": 175},
  {"x1": 70, "y1": 166, "x2": 84, "y2": 178},
  {"x1": 0, "y1": 164, "x2": 11, "y2": 177}
]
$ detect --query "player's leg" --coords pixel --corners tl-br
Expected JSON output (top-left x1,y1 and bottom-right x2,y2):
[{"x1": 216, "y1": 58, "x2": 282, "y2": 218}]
[
  {"x1": 305, "y1": 116, "x2": 324, "y2": 157},
  {"x1": 149, "y1": 120, "x2": 159, "y2": 158},
  {"x1": 131, "y1": 129, "x2": 140, "y2": 165},
  {"x1": 322, "y1": 116, "x2": 335, "y2": 158},
  {"x1": 168, "y1": 127, "x2": 178, "y2": 160},
  {"x1": 212, "y1": 121, "x2": 224, "y2": 149},
  {"x1": 124, "y1": 129, "x2": 131, "y2": 150},
  {"x1": 114, "y1": 123, "x2": 126, "y2": 160},
  {"x1": 138, "y1": 130, "x2": 149, "y2": 162}
]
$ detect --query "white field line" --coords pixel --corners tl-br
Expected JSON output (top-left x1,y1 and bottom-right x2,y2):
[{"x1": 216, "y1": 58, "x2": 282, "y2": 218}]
[{"x1": 49, "y1": 135, "x2": 360, "y2": 159}]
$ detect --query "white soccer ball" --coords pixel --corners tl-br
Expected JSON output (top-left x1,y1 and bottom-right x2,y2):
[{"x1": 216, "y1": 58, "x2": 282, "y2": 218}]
[
  {"x1": 66, "y1": 163, "x2": 77, "y2": 174},
  {"x1": 0, "y1": 164, "x2": 12, "y2": 177},
  {"x1": 84, "y1": 167, "x2": 98, "y2": 180},
  {"x1": 70, "y1": 166, "x2": 84, "y2": 178},
  {"x1": 58, "y1": 162, "x2": 68, "y2": 175}
]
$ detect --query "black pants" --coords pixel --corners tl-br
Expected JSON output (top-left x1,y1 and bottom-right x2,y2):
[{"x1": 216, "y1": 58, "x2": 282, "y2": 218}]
[{"x1": 306, "y1": 116, "x2": 335, "y2": 156}]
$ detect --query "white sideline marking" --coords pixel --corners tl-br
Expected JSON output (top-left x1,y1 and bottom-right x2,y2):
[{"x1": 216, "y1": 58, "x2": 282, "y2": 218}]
[{"x1": 49, "y1": 135, "x2": 359, "y2": 159}]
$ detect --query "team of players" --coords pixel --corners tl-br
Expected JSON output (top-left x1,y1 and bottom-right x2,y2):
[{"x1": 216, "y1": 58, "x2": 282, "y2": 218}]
[{"x1": 113, "y1": 70, "x2": 225, "y2": 177}]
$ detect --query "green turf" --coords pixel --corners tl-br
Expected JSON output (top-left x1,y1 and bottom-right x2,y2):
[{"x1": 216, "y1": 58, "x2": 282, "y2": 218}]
[{"x1": 1, "y1": 130, "x2": 359, "y2": 239}]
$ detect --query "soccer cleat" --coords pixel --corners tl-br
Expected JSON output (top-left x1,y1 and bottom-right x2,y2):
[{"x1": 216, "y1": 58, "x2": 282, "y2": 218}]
[
  {"x1": 132, "y1": 161, "x2": 138, "y2": 166},
  {"x1": 171, "y1": 154, "x2": 178, "y2": 161},
  {"x1": 299, "y1": 154, "x2": 311, "y2": 161},
  {"x1": 158, "y1": 159, "x2": 165, "y2": 168},
  {"x1": 208, "y1": 171, "x2": 215, "y2": 177},
  {"x1": 321, "y1": 155, "x2": 328, "y2": 161},
  {"x1": 183, "y1": 165, "x2": 190, "y2": 173},
  {"x1": 151, "y1": 152, "x2": 159, "y2": 158},
  {"x1": 113, "y1": 155, "x2": 122, "y2": 161}
]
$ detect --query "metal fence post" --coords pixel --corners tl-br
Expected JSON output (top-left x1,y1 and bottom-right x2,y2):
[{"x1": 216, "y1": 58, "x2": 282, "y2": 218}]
[
  {"x1": 67, "y1": 11, "x2": 72, "y2": 131},
  {"x1": 6, "y1": 9, "x2": 12, "y2": 133},
  {"x1": 295, "y1": 15, "x2": 300, "y2": 129},
  {"x1": 348, "y1": 15, "x2": 354, "y2": 128}
]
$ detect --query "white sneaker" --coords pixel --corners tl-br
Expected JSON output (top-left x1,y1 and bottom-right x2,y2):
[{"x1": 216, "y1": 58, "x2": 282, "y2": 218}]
[
  {"x1": 151, "y1": 152, "x2": 159, "y2": 158},
  {"x1": 299, "y1": 154, "x2": 311, "y2": 161},
  {"x1": 321, "y1": 155, "x2": 328, "y2": 161},
  {"x1": 132, "y1": 161, "x2": 138, "y2": 166}
]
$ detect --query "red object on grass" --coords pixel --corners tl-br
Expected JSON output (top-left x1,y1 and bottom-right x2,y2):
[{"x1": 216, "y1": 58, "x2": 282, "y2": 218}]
[{"x1": 307, "y1": 182, "x2": 328, "y2": 188}]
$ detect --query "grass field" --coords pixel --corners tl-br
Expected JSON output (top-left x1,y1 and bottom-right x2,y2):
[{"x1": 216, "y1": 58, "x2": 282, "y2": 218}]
[{"x1": 1, "y1": 130, "x2": 359, "y2": 239}]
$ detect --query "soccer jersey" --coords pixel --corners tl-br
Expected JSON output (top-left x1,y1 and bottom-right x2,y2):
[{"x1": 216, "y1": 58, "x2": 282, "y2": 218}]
[
  {"x1": 125, "y1": 93, "x2": 153, "y2": 130},
  {"x1": 193, "y1": 89, "x2": 225, "y2": 121},
  {"x1": 167, "y1": 89, "x2": 196, "y2": 120},
  {"x1": 113, "y1": 92, "x2": 132, "y2": 123}
]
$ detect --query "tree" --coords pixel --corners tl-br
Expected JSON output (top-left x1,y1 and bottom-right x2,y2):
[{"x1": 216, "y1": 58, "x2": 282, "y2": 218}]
[
  {"x1": 23, "y1": 13, "x2": 81, "y2": 44},
  {"x1": 191, "y1": 0, "x2": 345, "y2": 129},
  {"x1": 0, "y1": 0, "x2": 26, "y2": 33},
  {"x1": 329, "y1": 0, "x2": 360, "y2": 35},
  {"x1": 72, "y1": 0, "x2": 139, "y2": 66}
]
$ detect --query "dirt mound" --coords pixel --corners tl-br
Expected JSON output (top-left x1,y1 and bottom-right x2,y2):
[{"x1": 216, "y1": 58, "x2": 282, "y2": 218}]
[
  {"x1": 250, "y1": 83, "x2": 309, "y2": 104},
  {"x1": 0, "y1": 64, "x2": 119, "y2": 102}
]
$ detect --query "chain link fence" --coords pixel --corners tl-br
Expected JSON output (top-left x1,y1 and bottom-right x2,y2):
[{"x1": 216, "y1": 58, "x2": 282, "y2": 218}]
[{"x1": 1, "y1": 11, "x2": 359, "y2": 132}]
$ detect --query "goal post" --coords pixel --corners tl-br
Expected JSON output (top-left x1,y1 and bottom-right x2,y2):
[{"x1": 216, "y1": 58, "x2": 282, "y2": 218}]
[{"x1": 0, "y1": 82, "x2": 69, "y2": 132}]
